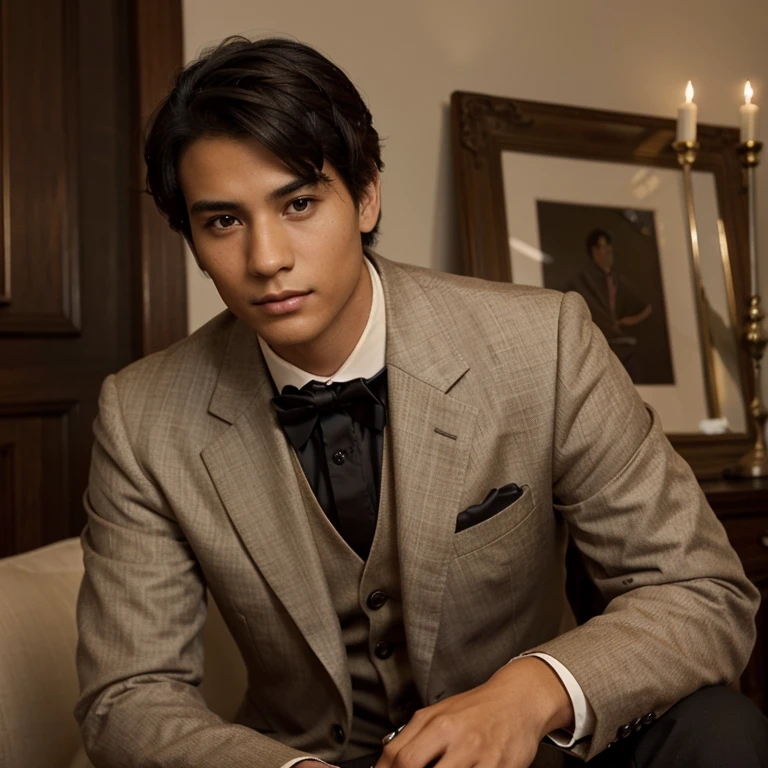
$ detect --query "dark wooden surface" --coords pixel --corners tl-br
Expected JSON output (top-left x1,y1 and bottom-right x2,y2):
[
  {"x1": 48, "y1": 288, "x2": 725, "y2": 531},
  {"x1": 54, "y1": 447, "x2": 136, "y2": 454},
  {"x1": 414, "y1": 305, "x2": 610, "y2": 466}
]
[
  {"x1": 701, "y1": 477, "x2": 768, "y2": 714},
  {"x1": 0, "y1": 0, "x2": 185, "y2": 557},
  {"x1": 129, "y1": 0, "x2": 187, "y2": 358},
  {"x1": 0, "y1": 0, "x2": 80, "y2": 334}
]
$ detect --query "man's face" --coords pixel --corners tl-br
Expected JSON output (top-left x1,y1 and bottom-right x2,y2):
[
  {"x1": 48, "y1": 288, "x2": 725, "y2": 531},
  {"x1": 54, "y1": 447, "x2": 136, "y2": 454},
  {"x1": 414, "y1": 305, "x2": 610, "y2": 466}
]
[
  {"x1": 178, "y1": 136, "x2": 380, "y2": 365},
  {"x1": 591, "y1": 236, "x2": 614, "y2": 273}
]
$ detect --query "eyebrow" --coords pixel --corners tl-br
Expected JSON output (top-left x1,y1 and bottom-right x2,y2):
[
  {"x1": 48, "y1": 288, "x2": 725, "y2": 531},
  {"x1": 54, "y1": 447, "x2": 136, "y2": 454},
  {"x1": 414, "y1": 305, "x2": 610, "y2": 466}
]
[
  {"x1": 188, "y1": 178, "x2": 318, "y2": 216},
  {"x1": 189, "y1": 199, "x2": 246, "y2": 216},
  {"x1": 267, "y1": 177, "x2": 318, "y2": 202}
]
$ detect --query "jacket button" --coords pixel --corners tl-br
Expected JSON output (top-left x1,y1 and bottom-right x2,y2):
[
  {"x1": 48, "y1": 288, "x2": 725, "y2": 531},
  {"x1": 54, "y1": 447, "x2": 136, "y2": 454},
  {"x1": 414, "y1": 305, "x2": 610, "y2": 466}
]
[
  {"x1": 618, "y1": 724, "x2": 633, "y2": 739},
  {"x1": 374, "y1": 640, "x2": 393, "y2": 659},
  {"x1": 332, "y1": 724, "x2": 345, "y2": 743},
  {"x1": 367, "y1": 590, "x2": 389, "y2": 610},
  {"x1": 642, "y1": 712, "x2": 656, "y2": 726},
  {"x1": 332, "y1": 451, "x2": 346, "y2": 465}
]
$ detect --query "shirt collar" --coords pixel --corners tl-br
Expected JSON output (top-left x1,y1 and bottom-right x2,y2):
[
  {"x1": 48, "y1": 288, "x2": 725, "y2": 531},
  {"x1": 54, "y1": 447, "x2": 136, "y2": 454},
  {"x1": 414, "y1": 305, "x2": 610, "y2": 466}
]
[{"x1": 258, "y1": 256, "x2": 386, "y2": 393}]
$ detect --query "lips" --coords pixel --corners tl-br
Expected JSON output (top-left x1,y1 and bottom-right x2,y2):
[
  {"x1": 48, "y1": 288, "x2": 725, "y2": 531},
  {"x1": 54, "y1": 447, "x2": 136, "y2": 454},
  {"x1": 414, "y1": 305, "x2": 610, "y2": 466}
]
[
  {"x1": 254, "y1": 290, "x2": 309, "y2": 305},
  {"x1": 253, "y1": 291, "x2": 311, "y2": 316}
]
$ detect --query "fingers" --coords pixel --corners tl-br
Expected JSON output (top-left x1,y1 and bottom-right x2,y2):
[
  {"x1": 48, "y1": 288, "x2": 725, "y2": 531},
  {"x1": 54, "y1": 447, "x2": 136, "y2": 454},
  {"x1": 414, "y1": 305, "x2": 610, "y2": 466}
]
[
  {"x1": 376, "y1": 710, "x2": 482, "y2": 768},
  {"x1": 429, "y1": 742, "x2": 484, "y2": 768},
  {"x1": 373, "y1": 691, "x2": 537, "y2": 768},
  {"x1": 376, "y1": 710, "x2": 439, "y2": 768}
]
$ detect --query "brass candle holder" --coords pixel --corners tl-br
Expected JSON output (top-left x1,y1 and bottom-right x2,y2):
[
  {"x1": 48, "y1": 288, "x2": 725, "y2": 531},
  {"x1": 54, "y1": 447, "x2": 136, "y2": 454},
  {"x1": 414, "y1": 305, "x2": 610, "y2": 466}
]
[
  {"x1": 672, "y1": 139, "x2": 699, "y2": 166},
  {"x1": 672, "y1": 140, "x2": 721, "y2": 419},
  {"x1": 731, "y1": 140, "x2": 768, "y2": 477}
]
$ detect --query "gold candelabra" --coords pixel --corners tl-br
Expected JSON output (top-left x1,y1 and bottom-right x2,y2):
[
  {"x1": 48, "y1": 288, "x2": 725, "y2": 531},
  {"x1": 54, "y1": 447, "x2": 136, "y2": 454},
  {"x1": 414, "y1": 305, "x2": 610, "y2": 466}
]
[
  {"x1": 672, "y1": 140, "x2": 721, "y2": 419},
  {"x1": 731, "y1": 140, "x2": 768, "y2": 477}
]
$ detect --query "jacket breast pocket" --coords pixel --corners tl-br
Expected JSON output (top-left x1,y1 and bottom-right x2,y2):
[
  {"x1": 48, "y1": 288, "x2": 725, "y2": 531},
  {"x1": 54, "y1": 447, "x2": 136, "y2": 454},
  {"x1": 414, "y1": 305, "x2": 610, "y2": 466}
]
[{"x1": 453, "y1": 484, "x2": 535, "y2": 557}]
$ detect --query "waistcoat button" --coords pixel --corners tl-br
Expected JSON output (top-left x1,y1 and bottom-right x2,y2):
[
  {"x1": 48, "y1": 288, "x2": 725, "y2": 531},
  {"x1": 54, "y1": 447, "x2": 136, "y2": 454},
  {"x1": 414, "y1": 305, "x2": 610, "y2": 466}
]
[
  {"x1": 367, "y1": 590, "x2": 389, "y2": 610},
  {"x1": 332, "y1": 450, "x2": 346, "y2": 465},
  {"x1": 332, "y1": 724, "x2": 345, "y2": 743},
  {"x1": 374, "y1": 640, "x2": 393, "y2": 659}
]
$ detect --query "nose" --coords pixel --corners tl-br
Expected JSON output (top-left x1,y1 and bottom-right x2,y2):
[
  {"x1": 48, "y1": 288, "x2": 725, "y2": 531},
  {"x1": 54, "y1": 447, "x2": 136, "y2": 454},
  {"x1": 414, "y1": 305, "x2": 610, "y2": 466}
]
[{"x1": 245, "y1": 216, "x2": 294, "y2": 278}]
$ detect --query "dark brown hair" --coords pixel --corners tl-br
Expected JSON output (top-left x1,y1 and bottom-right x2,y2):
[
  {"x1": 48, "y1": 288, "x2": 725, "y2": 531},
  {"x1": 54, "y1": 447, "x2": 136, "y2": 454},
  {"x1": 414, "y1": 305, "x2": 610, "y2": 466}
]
[
  {"x1": 144, "y1": 36, "x2": 384, "y2": 247},
  {"x1": 585, "y1": 227, "x2": 612, "y2": 258}
]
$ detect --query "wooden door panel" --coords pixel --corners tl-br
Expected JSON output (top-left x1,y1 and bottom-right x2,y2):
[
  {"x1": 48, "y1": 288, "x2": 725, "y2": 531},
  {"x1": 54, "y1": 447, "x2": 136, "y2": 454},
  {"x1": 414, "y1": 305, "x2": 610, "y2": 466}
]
[
  {"x1": 0, "y1": 0, "x2": 80, "y2": 334},
  {"x1": 0, "y1": 402, "x2": 75, "y2": 556},
  {"x1": 0, "y1": 0, "x2": 185, "y2": 556}
]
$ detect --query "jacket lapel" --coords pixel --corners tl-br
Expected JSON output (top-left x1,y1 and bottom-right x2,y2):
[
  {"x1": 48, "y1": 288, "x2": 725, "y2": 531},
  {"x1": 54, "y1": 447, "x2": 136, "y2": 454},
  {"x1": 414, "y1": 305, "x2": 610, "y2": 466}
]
[
  {"x1": 200, "y1": 319, "x2": 351, "y2": 718},
  {"x1": 371, "y1": 254, "x2": 479, "y2": 703}
]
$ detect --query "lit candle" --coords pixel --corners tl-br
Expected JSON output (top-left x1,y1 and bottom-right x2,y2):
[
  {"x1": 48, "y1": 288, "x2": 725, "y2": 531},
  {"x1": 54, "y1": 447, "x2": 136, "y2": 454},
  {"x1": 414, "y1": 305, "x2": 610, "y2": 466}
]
[
  {"x1": 677, "y1": 81, "x2": 698, "y2": 143},
  {"x1": 740, "y1": 81, "x2": 759, "y2": 143}
]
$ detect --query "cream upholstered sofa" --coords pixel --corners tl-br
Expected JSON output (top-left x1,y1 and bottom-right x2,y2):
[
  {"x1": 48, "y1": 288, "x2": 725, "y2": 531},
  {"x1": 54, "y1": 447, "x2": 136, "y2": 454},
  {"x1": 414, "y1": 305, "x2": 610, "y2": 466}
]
[{"x1": 0, "y1": 537, "x2": 247, "y2": 768}]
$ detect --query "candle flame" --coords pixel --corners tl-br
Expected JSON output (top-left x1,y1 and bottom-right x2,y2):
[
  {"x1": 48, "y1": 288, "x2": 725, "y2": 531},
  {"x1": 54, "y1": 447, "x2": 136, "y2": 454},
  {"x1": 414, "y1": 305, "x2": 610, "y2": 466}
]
[
  {"x1": 745, "y1": 80, "x2": 754, "y2": 105},
  {"x1": 685, "y1": 81, "x2": 694, "y2": 103}
]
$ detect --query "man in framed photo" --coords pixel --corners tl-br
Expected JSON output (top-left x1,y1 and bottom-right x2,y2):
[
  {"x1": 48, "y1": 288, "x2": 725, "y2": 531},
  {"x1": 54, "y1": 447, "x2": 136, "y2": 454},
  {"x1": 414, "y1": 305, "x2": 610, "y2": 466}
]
[
  {"x1": 566, "y1": 228, "x2": 652, "y2": 381},
  {"x1": 74, "y1": 36, "x2": 768, "y2": 768}
]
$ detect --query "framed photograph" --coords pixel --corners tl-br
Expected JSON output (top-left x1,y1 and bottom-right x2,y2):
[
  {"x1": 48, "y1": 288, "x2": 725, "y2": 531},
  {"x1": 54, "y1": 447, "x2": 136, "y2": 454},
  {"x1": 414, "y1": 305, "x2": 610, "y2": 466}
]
[
  {"x1": 451, "y1": 92, "x2": 753, "y2": 477},
  {"x1": 533, "y1": 200, "x2": 673, "y2": 387}
]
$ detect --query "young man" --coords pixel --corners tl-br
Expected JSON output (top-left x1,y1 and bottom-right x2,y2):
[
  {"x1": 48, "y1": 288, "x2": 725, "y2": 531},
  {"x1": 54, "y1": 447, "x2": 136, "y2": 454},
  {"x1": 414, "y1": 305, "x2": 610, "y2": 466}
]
[
  {"x1": 74, "y1": 37, "x2": 767, "y2": 768},
  {"x1": 566, "y1": 229, "x2": 652, "y2": 382}
]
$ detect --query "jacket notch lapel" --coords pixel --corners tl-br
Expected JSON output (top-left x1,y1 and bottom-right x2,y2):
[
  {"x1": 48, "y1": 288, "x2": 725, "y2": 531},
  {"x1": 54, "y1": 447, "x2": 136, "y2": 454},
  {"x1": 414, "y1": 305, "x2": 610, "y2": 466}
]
[
  {"x1": 388, "y1": 367, "x2": 478, "y2": 704},
  {"x1": 201, "y1": 329, "x2": 350, "y2": 718},
  {"x1": 367, "y1": 252, "x2": 482, "y2": 704}
]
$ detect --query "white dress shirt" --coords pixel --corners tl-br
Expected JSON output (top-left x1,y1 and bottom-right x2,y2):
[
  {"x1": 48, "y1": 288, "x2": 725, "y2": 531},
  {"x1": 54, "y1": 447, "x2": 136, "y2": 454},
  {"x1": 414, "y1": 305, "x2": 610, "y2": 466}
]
[{"x1": 259, "y1": 257, "x2": 595, "y2": 768}]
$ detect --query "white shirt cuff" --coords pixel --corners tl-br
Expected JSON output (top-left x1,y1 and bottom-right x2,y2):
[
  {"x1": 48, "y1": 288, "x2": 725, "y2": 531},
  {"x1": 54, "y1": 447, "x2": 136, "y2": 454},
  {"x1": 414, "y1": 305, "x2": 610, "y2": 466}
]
[
  {"x1": 279, "y1": 758, "x2": 333, "y2": 768},
  {"x1": 511, "y1": 652, "x2": 596, "y2": 748}
]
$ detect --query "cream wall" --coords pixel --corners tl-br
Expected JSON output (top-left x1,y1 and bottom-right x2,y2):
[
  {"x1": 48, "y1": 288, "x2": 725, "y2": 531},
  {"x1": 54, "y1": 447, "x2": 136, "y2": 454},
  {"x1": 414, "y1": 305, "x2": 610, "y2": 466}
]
[{"x1": 183, "y1": 0, "x2": 768, "y2": 345}]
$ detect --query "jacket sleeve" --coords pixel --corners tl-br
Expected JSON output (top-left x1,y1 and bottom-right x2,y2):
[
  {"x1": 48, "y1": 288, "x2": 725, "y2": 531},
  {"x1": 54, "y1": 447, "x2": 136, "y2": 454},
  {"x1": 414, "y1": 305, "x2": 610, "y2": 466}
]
[
  {"x1": 74, "y1": 374, "x2": 308, "y2": 768},
  {"x1": 528, "y1": 291, "x2": 759, "y2": 760}
]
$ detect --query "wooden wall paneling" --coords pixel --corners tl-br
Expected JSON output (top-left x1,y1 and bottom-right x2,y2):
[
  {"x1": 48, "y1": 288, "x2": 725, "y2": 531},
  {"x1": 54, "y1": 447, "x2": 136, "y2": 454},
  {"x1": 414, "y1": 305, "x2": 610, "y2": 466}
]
[
  {"x1": 0, "y1": 0, "x2": 10, "y2": 305},
  {"x1": 0, "y1": 401, "x2": 75, "y2": 557},
  {"x1": 0, "y1": 0, "x2": 80, "y2": 335},
  {"x1": 0, "y1": 440, "x2": 14, "y2": 552},
  {"x1": 0, "y1": 0, "x2": 184, "y2": 557},
  {"x1": 129, "y1": 0, "x2": 187, "y2": 358}
]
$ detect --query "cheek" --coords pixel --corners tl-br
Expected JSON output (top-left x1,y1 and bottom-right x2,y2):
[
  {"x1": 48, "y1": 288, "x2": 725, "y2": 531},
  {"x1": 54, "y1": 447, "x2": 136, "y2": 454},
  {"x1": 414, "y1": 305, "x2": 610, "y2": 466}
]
[
  {"x1": 313, "y1": 200, "x2": 361, "y2": 240},
  {"x1": 195, "y1": 235, "x2": 244, "y2": 276},
  {"x1": 201, "y1": 257, "x2": 246, "y2": 302}
]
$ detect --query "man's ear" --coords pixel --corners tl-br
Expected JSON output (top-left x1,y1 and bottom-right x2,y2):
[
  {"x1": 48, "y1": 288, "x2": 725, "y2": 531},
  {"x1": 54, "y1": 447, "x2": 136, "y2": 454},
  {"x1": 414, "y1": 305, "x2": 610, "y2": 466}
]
[{"x1": 358, "y1": 172, "x2": 381, "y2": 234}]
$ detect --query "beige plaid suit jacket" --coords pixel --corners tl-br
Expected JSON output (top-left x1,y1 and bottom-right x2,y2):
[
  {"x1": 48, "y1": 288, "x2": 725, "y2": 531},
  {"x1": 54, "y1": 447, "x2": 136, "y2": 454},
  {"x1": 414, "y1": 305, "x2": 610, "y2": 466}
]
[{"x1": 75, "y1": 252, "x2": 758, "y2": 767}]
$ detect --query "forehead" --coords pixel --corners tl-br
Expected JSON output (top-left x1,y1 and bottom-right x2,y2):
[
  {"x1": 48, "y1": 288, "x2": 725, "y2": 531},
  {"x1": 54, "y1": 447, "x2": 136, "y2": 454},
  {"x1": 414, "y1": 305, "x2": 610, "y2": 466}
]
[{"x1": 177, "y1": 136, "x2": 295, "y2": 197}]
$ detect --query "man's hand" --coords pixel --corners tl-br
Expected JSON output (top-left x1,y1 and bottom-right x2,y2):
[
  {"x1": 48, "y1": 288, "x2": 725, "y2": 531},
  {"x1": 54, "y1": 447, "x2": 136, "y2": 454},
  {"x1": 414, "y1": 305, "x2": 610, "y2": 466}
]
[{"x1": 374, "y1": 657, "x2": 573, "y2": 768}]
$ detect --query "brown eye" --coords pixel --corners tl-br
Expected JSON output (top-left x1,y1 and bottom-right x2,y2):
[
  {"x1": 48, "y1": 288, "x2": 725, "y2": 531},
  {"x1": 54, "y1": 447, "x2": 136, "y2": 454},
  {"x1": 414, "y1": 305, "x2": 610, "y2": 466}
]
[
  {"x1": 290, "y1": 197, "x2": 311, "y2": 213},
  {"x1": 206, "y1": 215, "x2": 240, "y2": 231}
]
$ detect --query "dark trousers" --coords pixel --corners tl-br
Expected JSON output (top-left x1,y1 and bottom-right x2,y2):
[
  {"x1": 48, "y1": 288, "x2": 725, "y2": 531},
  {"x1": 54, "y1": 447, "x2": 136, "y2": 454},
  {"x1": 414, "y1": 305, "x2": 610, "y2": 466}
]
[{"x1": 339, "y1": 687, "x2": 768, "y2": 768}]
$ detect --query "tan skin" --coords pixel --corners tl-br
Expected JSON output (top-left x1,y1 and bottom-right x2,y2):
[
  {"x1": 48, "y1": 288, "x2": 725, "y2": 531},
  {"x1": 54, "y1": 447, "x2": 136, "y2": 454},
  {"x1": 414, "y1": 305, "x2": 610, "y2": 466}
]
[
  {"x1": 591, "y1": 236, "x2": 652, "y2": 331},
  {"x1": 179, "y1": 135, "x2": 378, "y2": 378},
  {"x1": 177, "y1": 136, "x2": 573, "y2": 768}
]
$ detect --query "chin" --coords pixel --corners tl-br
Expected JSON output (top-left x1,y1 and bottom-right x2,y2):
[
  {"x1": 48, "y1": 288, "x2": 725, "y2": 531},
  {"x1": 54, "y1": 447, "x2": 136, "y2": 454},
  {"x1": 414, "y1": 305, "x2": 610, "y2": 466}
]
[{"x1": 254, "y1": 320, "x2": 324, "y2": 350}]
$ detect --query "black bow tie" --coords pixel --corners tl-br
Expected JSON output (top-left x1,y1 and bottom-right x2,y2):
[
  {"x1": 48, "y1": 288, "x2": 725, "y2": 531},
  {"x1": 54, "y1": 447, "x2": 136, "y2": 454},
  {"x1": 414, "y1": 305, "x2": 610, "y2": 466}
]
[{"x1": 271, "y1": 369, "x2": 387, "y2": 450}]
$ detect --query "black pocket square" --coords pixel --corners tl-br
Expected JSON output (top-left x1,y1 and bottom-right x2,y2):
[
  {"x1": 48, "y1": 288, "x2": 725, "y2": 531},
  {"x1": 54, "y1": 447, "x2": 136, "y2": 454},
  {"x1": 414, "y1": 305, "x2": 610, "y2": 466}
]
[{"x1": 455, "y1": 483, "x2": 523, "y2": 533}]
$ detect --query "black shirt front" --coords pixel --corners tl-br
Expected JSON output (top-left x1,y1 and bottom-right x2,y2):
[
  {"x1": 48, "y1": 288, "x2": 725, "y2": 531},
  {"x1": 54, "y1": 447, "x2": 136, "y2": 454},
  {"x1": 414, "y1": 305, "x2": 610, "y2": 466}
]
[{"x1": 271, "y1": 368, "x2": 388, "y2": 560}]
